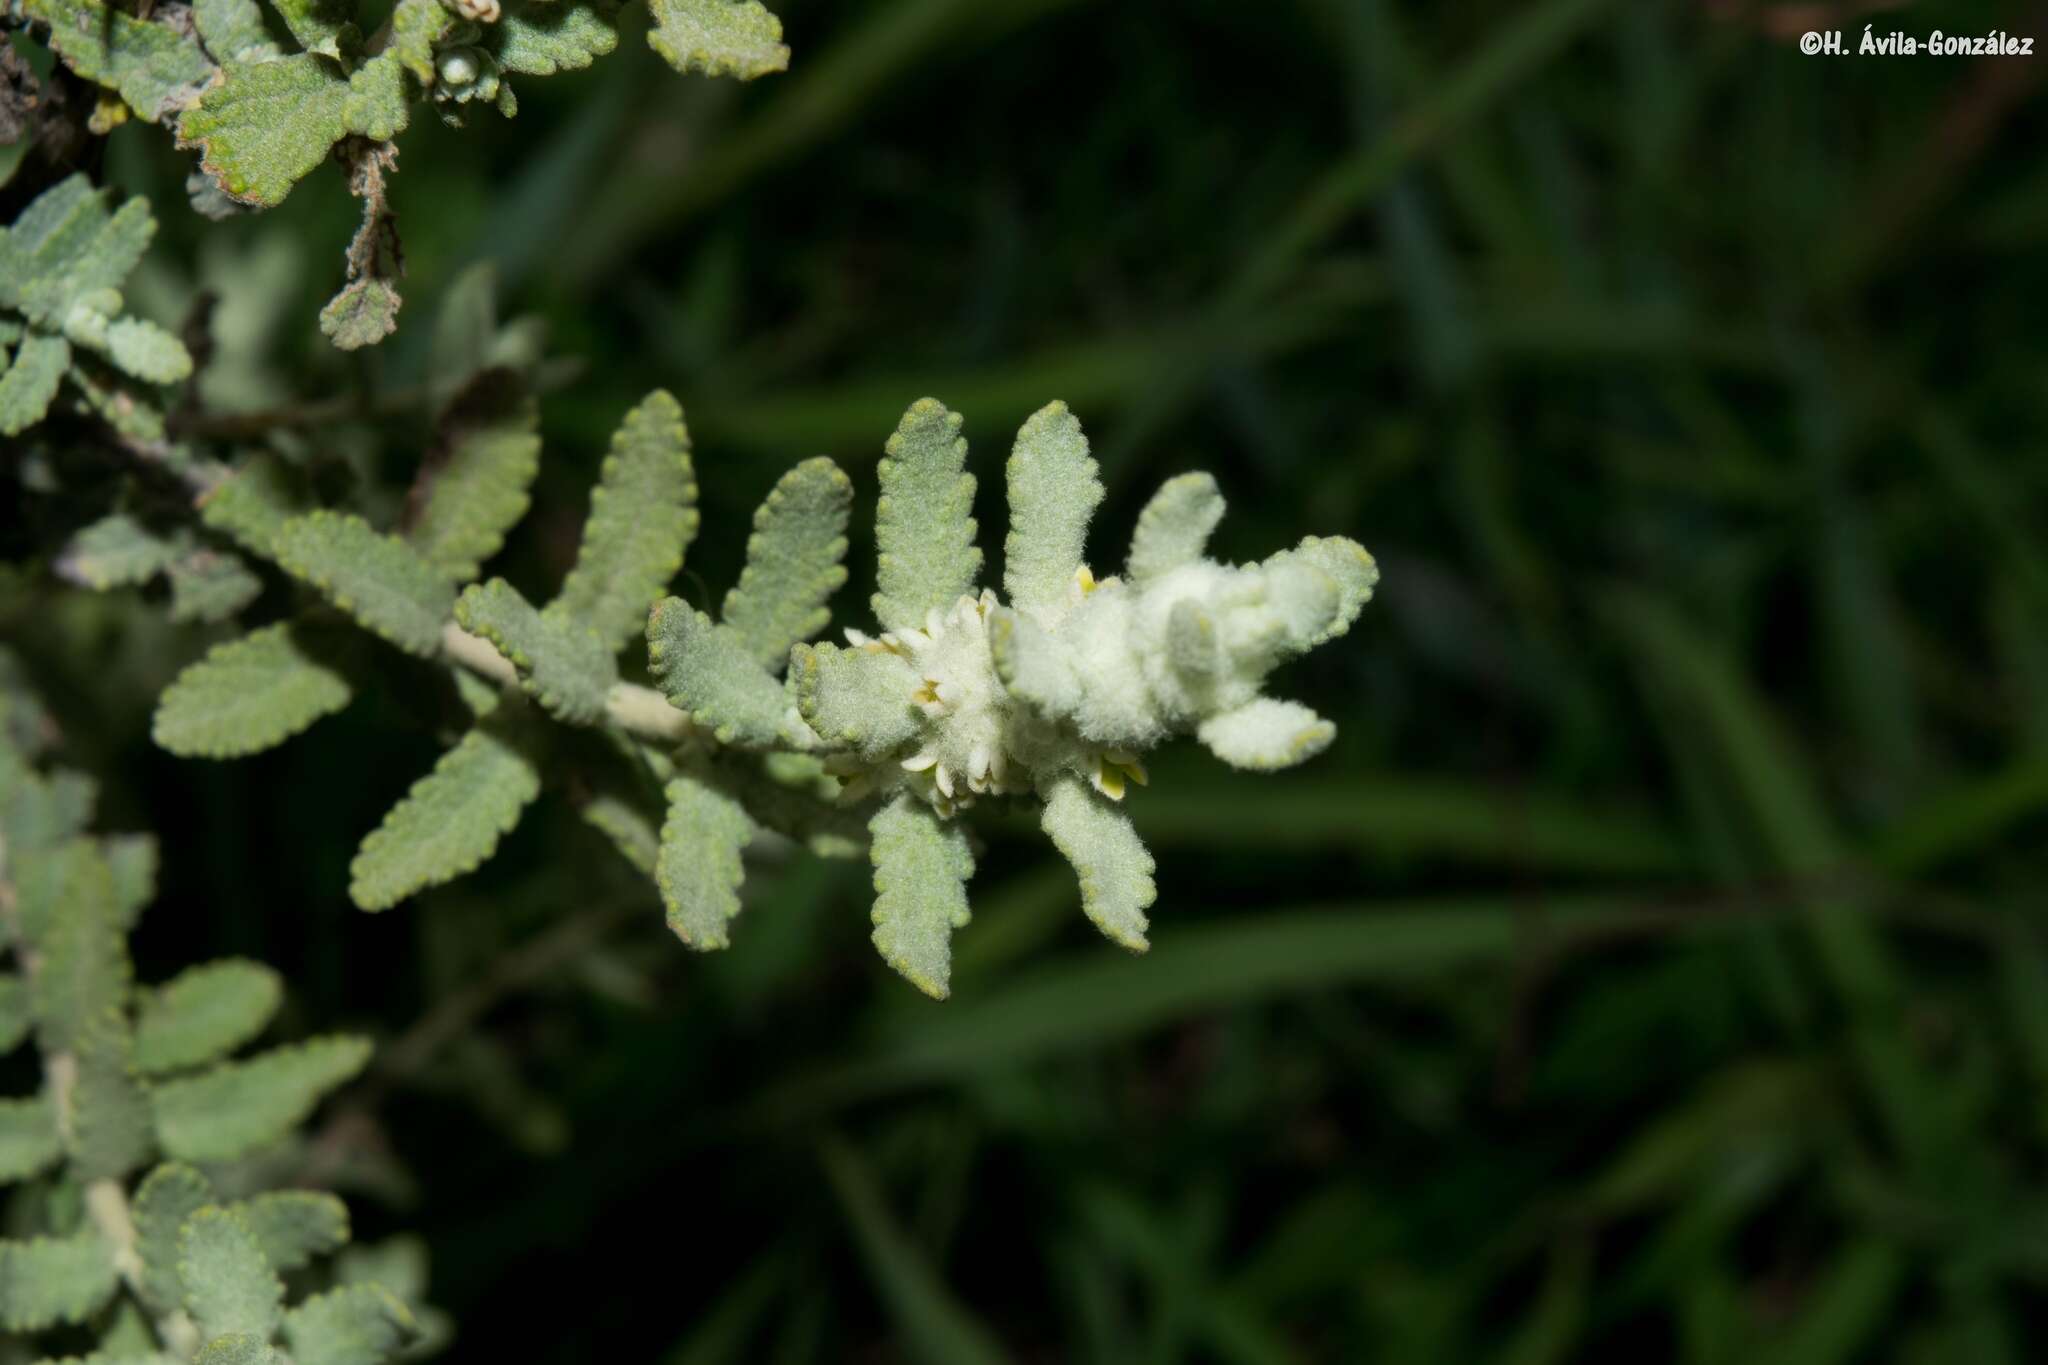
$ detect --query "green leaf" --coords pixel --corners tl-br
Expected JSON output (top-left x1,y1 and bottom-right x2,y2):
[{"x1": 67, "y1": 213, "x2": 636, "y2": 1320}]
[
  {"x1": 348, "y1": 716, "x2": 543, "y2": 910},
  {"x1": 179, "y1": 1206, "x2": 283, "y2": 1343},
  {"x1": 0, "y1": 976, "x2": 30, "y2": 1053},
  {"x1": 151, "y1": 1037, "x2": 372, "y2": 1162},
  {"x1": 0, "y1": 177, "x2": 147, "y2": 321},
  {"x1": 268, "y1": 0, "x2": 354, "y2": 57},
  {"x1": 388, "y1": 0, "x2": 453, "y2": 83},
  {"x1": 70, "y1": 1009, "x2": 155, "y2": 1181},
  {"x1": 1040, "y1": 775, "x2": 1154, "y2": 952},
  {"x1": 1003, "y1": 401, "x2": 1101, "y2": 623},
  {"x1": 232, "y1": 1191, "x2": 349, "y2": 1272},
  {"x1": 1260, "y1": 535, "x2": 1377, "y2": 647},
  {"x1": 656, "y1": 775, "x2": 753, "y2": 949},
  {"x1": 197, "y1": 1336, "x2": 291, "y2": 1365},
  {"x1": 167, "y1": 548, "x2": 265, "y2": 624},
  {"x1": 491, "y1": 0, "x2": 620, "y2": 75},
  {"x1": 647, "y1": 0, "x2": 789, "y2": 79},
  {"x1": 554, "y1": 389, "x2": 700, "y2": 653},
  {"x1": 106, "y1": 317, "x2": 194, "y2": 384},
  {"x1": 0, "y1": 334, "x2": 70, "y2": 436},
  {"x1": 25, "y1": 842, "x2": 129, "y2": 1053},
  {"x1": 646, "y1": 600, "x2": 801, "y2": 747},
  {"x1": 454, "y1": 579, "x2": 618, "y2": 724},
  {"x1": 0, "y1": 1096, "x2": 62, "y2": 1181},
  {"x1": 1127, "y1": 472, "x2": 1225, "y2": 584},
  {"x1": 271, "y1": 512, "x2": 455, "y2": 657},
  {"x1": 789, "y1": 641, "x2": 919, "y2": 762},
  {"x1": 1196, "y1": 697, "x2": 1335, "y2": 772},
  {"x1": 342, "y1": 54, "x2": 410, "y2": 141},
  {"x1": 405, "y1": 370, "x2": 541, "y2": 582},
  {"x1": 579, "y1": 790, "x2": 661, "y2": 876},
  {"x1": 868, "y1": 794, "x2": 974, "y2": 1000},
  {"x1": 19, "y1": 0, "x2": 213, "y2": 121},
  {"x1": 135, "y1": 960, "x2": 283, "y2": 1075},
  {"x1": 319, "y1": 278, "x2": 402, "y2": 352},
  {"x1": 59, "y1": 513, "x2": 181, "y2": 589},
  {"x1": 135, "y1": 1163, "x2": 215, "y2": 1313},
  {"x1": 872, "y1": 399, "x2": 981, "y2": 633},
  {"x1": 193, "y1": 0, "x2": 279, "y2": 63},
  {"x1": 152, "y1": 622, "x2": 355, "y2": 759},
  {"x1": 285, "y1": 1283, "x2": 418, "y2": 1365},
  {"x1": 721, "y1": 457, "x2": 853, "y2": 672},
  {"x1": 0, "y1": 1233, "x2": 120, "y2": 1331},
  {"x1": 198, "y1": 453, "x2": 313, "y2": 557},
  {"x1": 105, "y1": 833, "x2": 159, "y2": 930},
  {"x1": 178, "y1": 55, "x2": 351, "y2": 208}
]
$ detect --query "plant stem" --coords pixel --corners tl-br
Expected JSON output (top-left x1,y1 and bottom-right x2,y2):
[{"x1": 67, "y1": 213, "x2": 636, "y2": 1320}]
[{"x1": 439, "y1": 623, "x2": 693, "y2": 744}]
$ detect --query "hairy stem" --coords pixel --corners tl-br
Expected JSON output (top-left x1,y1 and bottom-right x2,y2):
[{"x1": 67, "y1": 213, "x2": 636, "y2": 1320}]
[{"x1": 440, "y1": 622, "x2": 693, "y2": 744}]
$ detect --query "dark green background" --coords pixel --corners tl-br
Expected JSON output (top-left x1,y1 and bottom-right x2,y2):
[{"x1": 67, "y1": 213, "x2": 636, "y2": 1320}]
[{"x1": 16, "y1": 0, "x2": 2048, "y2": 1358}]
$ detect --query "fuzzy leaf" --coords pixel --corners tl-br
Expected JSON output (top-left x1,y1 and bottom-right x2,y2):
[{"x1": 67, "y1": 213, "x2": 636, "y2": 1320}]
[
  {"x1": 554, "y1": 389, "x2": 700, "y2": 653},
  {"x1": 789, "y1": 641, "x2": 918, "y2": 761},
  {"x1": 987, "y1": 607, "x2": 1080, "y2": 718},
  {"x1": 60, "y1": 513, "x2": 181, "y2": 589},
  {"x1": 647, "y1": 0, "x2": 788, "y2": 79},
  {"x1": 135, "y1": 1163, "x2": 215, "y2": 1313},
  {"x1": 348, "y1": 716, "x2": 542, "y2": 910},
  {"x1": 24, "y1": 842, "x2": 128, "y2": 1053},
  {"x1": 105, "y1": 833, "x2": 159, "y2": 930},
  {"x1": 1164, "y1": 598, "x2": 1220, "y2": 682},
  {"x1": 722, "y1": 457, "x2": 852, "y2": 672},
  {"x1": 491, "y1": 0, "x2": 620, "y2": 74},
  {"x1": 646, "y1": 600, "x2": 798, "y2": 747},
  {"x1": 106, "y1": 317, "x2": 194, "y2": 383},
  {"x1": 454, "y1": 580, "x2": 617, "y2": 724},
  {"x1": 179, "y1": 55, "x2": 351, "y2": 208},
  {"x1": 151, "y1": 1037, "x2": 371, "y2": 1162},
  {"x1": 1196, "y1": 697, "x2": 1335, "y2": 771},
  {"x1": 167, "y1": 549, "x2": 265, "y2": 624},
  {"x1": 193, "y1": 0, "x2": 278, "y2": 63},
  {"x1": 233, "y1": 1191, "x2": 349, "y2": 1272},
  {"x1": 153, "y1": 622, "x2": 354, "y2": 758},
  {"x1": 388, "y1": 0, "x2": 453, "y2": 82},
  {"x1": 1128, "y1": 472, "x2": 1225, "y2": 584},
  {"x1": 0, "y1": 1096, "x2": 61, "y2": 1181},
  {"x1": 342, "y1": 54, "x2": 410, "y2": 140},
  {"x1": 269, "y1": 0, "x2": 354, "y2": 56},
  {"x1": 867, "y1": 794, "x2": 974, "y2": 1000},
  {"x1": 319, "y1": 278, "x2": 402, "y2": 352},
  {"x1": 271, "y1": 512, "x2": 455, "y2": 657},
  {"x1": 406, "y1": 370, "x2": 540, "y2": 582},
  {"x1": 0, "y1": 334, "x2": 69, "y2": 436},
  {"x1": 198, "y1": 453, "x2": 312, "y2": 557},
  {"x1": 285, "y1": 1283, "x2": 418, "y2": 1365},
  {"x1": 1041, "y1": 775, "x2": 1155, "y2": 952},
  {"x1": 179, "y1": 1206, "x2": 283, "y2": 1343},
  {"x1": 655, "y1": 775, "x2": 753, "y2": 949},
  {"x1": 872, "y1": 398, "x2": 980, "y2": 633},
  {"x1": 20, "y1": 0, "x2": 212, "y2": 122},
  {"x1": 1261, "y1": 535, "x2": 1378, "y2": 647},
  {"x1": 70, "y1": 1009, "x2": 155, "y2": 1181},
  {"x1": 0, "y1": 1233, "x2": 119, "y2": 1331},
  {"x1": 0, "y1": 178, "x2": 150, "y2": 322},
  {"x1": 1003, "y1": 401, "x2": 1101, "y2": 623},
  {"x1": 579, "y1": 791, "x2": 660, "y2": 876},
  {"x1": 135, "y1": 960, "x2": 283, "y2": 1075},
  {"x1": 198, "y1": 1336, "x2": 291, "y2": 1365},
  {"x1": 0, "y1": 976, "x2": 29, "y2": 1053}
]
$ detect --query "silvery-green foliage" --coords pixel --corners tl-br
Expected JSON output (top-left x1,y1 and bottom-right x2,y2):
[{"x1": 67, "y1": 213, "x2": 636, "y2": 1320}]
[
  {"x1": 2, "y1": 0, "x2": 791, "y2": 354},
  {"x1": 0, "y1": 656, "x2": 440, "y2": 1362},
  {"x1": 0, "y1": 177, "x2": 194, "y2": 437}
]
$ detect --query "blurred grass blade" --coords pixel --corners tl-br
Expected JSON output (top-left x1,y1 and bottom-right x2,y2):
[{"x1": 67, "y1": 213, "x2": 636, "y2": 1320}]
[
  {"x1": 1757, "y1": 1238, "x2": 1907, "y2": 1365},
  {"x1": 661, "y1": 1253, "x2": 786, "y2": 1365},
  {"x1": 817, "y1": 1135, "x2": 1014, "y2": 1365}
]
